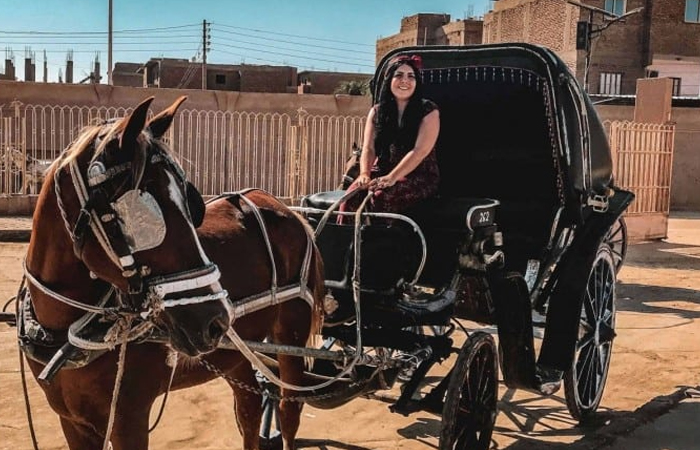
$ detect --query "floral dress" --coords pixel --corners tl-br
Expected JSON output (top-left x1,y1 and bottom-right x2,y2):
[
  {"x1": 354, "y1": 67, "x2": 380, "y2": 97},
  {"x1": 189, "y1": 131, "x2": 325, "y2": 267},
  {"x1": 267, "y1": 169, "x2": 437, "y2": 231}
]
[{"x1": 340, "y1": 99, "x2": 440, "y2": 217}]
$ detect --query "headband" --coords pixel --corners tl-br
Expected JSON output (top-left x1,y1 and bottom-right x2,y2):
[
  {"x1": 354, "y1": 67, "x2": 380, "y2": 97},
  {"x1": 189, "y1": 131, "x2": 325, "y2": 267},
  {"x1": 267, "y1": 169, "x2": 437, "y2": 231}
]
[{"x1": 392, "y1": 54, "x2": 423, "y2": 70}]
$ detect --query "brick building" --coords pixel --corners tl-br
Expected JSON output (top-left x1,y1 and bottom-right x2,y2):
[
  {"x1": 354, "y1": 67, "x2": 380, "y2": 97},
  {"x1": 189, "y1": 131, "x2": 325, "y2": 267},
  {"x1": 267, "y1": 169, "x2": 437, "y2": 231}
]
[
  {"x1": 484, "y1": 0, "x2": 700, "y2": 96},
  {"x1": 0, "y1": 57, "x2": 15, "y2": 81},
  {"x1": 112, "y1": 62, "x2": 143, "y2": 88},
  {"x1": 297, "y1": 71, "x2": 372, "y2": 94},
  {"x1": 376, "y1": 13, "x2": 483, "y2": 65},
  {"x1": 128, "y1": 58, "x2": 298, "y2": 93}
]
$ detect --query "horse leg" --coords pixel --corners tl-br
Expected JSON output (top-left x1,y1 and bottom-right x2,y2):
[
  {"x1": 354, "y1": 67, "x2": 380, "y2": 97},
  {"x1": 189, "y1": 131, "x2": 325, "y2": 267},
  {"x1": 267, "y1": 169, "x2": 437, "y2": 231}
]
[
  {"x1": 276, "y1": 354, "x2": 306, "y2": 450},
  {"x1": 59, "y1": 417, "x2": 104, "y2": 450},
  {"x1": 110, "y1": 409, "x2": 150, "y2": 450},
  {"x1": 59, "y1": 409, "x2": 149, "y2": 450},
  {"x1": 275, "y1": 305, "x2": 313, "y2": 450},
  {"x1": 231, "y1": 365, "x2": 264, "y2": 450}
]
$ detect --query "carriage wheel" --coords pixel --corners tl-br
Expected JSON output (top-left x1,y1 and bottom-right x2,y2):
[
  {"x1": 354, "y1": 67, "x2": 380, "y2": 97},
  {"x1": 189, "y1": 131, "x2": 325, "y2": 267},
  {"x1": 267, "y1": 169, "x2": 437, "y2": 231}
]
[
  {"x1": 604, "y1": 216, "x2": 627, "y2": 274},
  {"x1": 439, "y1": 332, "x2": 498, "y2": 450},
  {"x1": 564, "y1": 244, "x2": 616, "y2": 422}
]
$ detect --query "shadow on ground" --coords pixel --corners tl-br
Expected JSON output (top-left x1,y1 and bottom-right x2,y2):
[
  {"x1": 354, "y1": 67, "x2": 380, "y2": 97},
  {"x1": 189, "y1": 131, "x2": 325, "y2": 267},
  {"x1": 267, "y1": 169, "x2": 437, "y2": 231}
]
[{"x1": 297, "y1": 385, "x2": 698, "y2": 450}]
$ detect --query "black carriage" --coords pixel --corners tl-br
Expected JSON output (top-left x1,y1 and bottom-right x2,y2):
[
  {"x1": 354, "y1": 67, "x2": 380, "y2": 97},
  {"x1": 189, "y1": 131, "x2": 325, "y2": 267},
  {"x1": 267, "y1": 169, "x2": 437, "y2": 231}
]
[{"x1": 262, "y1": 43, "x2": 635, "y2": 449}]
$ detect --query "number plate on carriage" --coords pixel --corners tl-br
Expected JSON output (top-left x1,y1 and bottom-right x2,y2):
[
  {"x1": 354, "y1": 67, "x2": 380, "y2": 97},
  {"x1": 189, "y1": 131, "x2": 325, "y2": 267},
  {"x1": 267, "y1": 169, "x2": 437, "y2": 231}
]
[{"x1": 467, "y1": 204, "x2": 497, "y2": 230}]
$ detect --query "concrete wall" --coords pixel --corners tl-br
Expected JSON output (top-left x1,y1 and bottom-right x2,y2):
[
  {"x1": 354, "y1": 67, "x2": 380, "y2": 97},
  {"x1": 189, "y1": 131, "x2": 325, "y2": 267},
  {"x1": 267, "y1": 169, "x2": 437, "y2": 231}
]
[
  {"x1": 0, "y1": 81, "x2": 697, "y2": 212},
  {"x1": 597, "y1": 104, "x2": 700, "y2": 211},
  {"x1": 0, "y1": 80, "x2": 370, "y2": 117}
]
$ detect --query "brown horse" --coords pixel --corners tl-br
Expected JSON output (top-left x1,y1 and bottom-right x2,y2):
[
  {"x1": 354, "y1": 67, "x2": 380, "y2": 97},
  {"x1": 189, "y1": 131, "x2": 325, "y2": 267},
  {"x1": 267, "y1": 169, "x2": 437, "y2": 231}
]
[{"x1": 22, "y1": 96, "x2": 325, "y2": 450}]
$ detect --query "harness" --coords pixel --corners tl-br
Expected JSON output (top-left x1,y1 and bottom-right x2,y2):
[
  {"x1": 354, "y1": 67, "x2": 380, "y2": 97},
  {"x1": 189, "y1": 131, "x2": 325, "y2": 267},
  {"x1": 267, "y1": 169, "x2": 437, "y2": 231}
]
[
  {"x1": 19, "y1": 132, "x2": 227, "y2": 381},
  {"x1": 18, "y1": 186, "x2": 317, "y2": 379}
]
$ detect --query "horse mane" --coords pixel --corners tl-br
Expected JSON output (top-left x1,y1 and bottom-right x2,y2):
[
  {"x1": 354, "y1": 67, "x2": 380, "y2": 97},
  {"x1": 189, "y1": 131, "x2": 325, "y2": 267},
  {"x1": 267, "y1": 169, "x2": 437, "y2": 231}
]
[{"x1": 54, "y1": 119, "x2": 166, "y2": 172}]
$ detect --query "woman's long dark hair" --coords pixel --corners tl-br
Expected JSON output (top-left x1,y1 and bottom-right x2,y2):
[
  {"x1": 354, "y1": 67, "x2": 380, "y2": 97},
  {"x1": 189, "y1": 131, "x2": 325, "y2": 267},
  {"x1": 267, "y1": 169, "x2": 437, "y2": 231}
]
[{"x1": 374, "y1": 56, "x2": 425, "y2": 173}]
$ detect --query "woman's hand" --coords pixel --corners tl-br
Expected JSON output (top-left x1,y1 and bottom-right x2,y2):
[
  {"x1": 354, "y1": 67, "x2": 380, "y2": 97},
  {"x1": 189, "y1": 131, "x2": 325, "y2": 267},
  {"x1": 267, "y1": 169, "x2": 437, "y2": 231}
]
[
  {"x1": 355, "y1": 173, "x2": 371, "y2": 188},
  {"x1": 370, "y1": 174, "x2": 397, "y2": 190}
]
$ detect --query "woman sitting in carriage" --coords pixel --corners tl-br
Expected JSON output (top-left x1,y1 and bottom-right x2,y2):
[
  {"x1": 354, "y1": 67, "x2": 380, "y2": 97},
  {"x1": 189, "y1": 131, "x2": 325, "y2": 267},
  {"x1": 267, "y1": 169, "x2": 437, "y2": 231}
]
[{"x1": 339, "y1": 54, "x2": 440, "y2": 219}]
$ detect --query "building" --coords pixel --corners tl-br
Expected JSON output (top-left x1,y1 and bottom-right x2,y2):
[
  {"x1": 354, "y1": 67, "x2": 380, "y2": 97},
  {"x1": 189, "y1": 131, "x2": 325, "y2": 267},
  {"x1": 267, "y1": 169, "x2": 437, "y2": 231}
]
[
  {"x1": 376, "y1": 13, "x2": 484, "y2": 65},
  {"x1": 112, "y1": 63, "x2": 143, "y2": 88},
  {"x1": 297, "y1": 71, "x2": 372, "y2": 95},
  {"x1": 0, "y1": 55, "x2": 15, "y2": 81},
  {"x1": 133, "y1": 58, "x2": 298, "y2": 93},
  {"x1": 484, "y1": 0, "x2": 700, "y2": 96}
]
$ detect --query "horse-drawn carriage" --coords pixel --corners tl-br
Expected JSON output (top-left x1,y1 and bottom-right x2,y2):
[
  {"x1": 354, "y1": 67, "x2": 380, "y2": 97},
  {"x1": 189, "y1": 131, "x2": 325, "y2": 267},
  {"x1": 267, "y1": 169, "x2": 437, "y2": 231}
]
[
  {"x1": 4, "y1": 43, "x2": 632, "y2": 450},
  {"x1": 272, "y1": 42, "x2": 633, "y2": 448}
]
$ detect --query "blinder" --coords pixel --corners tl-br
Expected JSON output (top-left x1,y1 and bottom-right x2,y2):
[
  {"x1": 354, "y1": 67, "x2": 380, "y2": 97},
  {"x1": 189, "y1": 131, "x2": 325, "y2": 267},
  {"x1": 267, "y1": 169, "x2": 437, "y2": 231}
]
[
  {"x1": 186, "y1": 181, "x2": 205, "y2": 228},
  {"x1": 112, "y1": 189, "x2": 167, "y2": 253}
]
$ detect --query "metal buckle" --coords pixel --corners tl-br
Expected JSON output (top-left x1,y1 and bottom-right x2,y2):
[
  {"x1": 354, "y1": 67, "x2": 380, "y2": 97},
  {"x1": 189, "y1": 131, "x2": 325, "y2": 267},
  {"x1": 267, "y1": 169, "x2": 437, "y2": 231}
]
[{"x1": 587, "y1": 194, "x2": 609, "y2": 213}]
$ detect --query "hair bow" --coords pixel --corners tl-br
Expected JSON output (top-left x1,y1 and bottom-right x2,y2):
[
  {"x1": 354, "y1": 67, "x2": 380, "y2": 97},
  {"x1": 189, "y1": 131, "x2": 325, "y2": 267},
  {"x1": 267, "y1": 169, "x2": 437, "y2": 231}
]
[{"x1": 394, "y1": 54, "x2": 423, "y2": 70}]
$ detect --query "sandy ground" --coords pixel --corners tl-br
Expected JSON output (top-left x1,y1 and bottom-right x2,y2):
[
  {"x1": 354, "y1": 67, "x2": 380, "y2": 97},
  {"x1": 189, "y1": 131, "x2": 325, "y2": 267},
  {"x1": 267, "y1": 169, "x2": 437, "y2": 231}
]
[{"x1": 1, "y1": 213, "x2": 699, "y2": 449}]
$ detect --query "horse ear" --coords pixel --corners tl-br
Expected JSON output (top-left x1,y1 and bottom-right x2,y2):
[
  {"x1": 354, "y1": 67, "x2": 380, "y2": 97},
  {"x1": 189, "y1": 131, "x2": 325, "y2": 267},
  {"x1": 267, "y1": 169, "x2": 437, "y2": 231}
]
[
  {"x1": 147, "y1": 96, "x2": 187, "y2": 139},
  {"x1": 120, "y1": 96, "x2": 154, "y2": 149}
]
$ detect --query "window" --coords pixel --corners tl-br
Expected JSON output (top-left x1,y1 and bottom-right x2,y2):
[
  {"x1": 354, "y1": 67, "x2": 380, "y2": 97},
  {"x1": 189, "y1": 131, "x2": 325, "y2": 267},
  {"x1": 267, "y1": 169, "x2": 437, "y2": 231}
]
[
  {"x1": 646, "y1": 70, "x2": 659, "y2": 78},
  {"x1": 686, "y1": 0, "x2": 700, "y2": 23},
  {"x1": 671, "y1": 77, "x2": 682, "y2": 96},
  {"x1": 599, "y1": 72, "x2": 622, "y2": 95},
  {"x1": 604, "y1": 0, "x2": 626, "y2": 16},
  {"x1": 215, "y1": 74, "x2": 226, "y2": 85}
]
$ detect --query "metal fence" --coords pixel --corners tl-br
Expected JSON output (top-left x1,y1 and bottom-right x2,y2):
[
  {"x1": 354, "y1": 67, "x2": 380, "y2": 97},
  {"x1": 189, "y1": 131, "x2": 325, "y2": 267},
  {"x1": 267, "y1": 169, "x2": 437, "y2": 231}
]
[
  {"x1": 1, "y1": 103, "x2": 676, "y2": 221},
  {"x1": 0, "y1": 102, "x2": 366, "y2": 199},
  {"x1": 606, "y1": 120, "x2": 676, "y2": 215}
]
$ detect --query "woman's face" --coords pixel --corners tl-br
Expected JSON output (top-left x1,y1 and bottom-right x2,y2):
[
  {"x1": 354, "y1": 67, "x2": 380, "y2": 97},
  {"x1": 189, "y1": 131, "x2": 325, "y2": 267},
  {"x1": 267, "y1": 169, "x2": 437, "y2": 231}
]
[{"x1": 390, "y1": 64, "x2": 416, "y2": 103}]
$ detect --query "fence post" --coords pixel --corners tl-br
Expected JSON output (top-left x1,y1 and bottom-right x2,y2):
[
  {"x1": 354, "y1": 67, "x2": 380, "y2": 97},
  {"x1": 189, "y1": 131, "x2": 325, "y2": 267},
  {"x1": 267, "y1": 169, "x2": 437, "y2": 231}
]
[
  {"x1": 10, "y1": 100, "x2": 27, "y2": 194},
  {"x1": 287, "y1": 107, "x2": 308, "y2": 202}
]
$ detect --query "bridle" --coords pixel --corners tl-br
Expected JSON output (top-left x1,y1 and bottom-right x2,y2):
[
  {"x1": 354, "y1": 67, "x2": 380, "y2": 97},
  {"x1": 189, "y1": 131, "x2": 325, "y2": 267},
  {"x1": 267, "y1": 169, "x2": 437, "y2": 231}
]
[{"x1": 26, "y1": 124, "x2": 227, "y2": 324}]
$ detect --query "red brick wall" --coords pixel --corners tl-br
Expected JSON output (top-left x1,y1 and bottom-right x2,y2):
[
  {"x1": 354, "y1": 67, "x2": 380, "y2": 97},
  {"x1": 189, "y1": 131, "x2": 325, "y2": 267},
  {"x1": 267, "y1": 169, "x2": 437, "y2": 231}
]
[
  {"x1": 441, "y1": 20, "x2": 483, "y2": 45},
  {"x1": 238, "y1": 66, "x2": 296, "y2": 93},
  {"x1": 583, "y1": 0, "x2": 647, "y2": 94},
  {"x1": 483, "y1": 0, "x2": 580, "y2": 70},
  {"x1": 649, "y1": 0, "x2": 700, "y2": 56},
  {"x1": 377, "y1": 14, "x2": 483, "y2": 65}
]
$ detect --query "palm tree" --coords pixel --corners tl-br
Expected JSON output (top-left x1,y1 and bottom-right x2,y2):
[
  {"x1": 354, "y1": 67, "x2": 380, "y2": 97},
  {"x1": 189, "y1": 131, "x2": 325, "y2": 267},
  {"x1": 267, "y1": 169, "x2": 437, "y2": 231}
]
[{"x1": 334, "y1": 80, "x2": 370, "y2": 96}]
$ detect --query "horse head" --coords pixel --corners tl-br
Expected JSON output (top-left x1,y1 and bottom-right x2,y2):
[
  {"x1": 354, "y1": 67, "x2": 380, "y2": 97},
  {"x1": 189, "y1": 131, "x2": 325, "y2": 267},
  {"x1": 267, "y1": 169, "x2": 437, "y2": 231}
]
[{"x1": 27, "y1": 96, "x2": 229, "y2": 357}]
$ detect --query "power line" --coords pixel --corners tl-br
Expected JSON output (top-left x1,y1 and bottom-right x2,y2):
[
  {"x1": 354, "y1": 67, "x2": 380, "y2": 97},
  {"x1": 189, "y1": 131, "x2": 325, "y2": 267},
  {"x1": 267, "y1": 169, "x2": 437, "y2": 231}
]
[
  {"x1": 214, "y1": 22, "x2": 374, "y2": 47},
  {"x1": 211, "y1": 48, "x2": 369, "y2": 72},
  {"x1": 0, "y1": 23, "x2": 201, "y2": 36},
  {"x1": 211, "y1": 38, "x2": 371, "y2": 64},
  {"x1": 211, "y1": 27, "x2": 374, "y2": 55},
  {"x1": 211, "y1": 42, "x2": 373, "y2": 68}
]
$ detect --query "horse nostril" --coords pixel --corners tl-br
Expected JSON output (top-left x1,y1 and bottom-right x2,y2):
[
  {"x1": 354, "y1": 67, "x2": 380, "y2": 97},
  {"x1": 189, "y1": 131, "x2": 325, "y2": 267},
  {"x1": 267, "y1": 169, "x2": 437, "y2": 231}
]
[{"x1": 207, "y1": 315, "x2": 228, "y2": 343}]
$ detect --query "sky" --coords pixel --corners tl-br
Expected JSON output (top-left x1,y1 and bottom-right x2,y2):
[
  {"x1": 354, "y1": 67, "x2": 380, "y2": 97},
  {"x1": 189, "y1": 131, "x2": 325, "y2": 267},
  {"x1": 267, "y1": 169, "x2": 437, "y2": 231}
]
[{"x1": 0, "y1": 0, "x2": 494, "y2": 82}]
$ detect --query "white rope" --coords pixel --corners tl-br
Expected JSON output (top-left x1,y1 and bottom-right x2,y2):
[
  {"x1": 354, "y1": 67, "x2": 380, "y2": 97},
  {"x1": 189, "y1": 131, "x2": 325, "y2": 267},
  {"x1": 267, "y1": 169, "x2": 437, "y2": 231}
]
[
  {"x1": 161, "y1": 290, "x2": 229, "y2": 308},
  {"x1": 229, "y1": 284, "x2": 315, "y2": 320},
  {"x1": 151, "y1": 266, "x2": 221, "y2": 298},
  {"x1": 102, "y1": 325, "x2": 129, "y2": 450},
  {"x1": 23, "y1": 259, "x2": 116, "y2": 315}
]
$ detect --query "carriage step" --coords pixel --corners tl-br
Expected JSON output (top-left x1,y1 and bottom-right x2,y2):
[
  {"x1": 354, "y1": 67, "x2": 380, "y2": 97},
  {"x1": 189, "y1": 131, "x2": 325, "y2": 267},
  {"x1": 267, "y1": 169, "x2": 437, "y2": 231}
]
[{"x1": 0, "y1": 311, "x2": 16, "y2": 325}]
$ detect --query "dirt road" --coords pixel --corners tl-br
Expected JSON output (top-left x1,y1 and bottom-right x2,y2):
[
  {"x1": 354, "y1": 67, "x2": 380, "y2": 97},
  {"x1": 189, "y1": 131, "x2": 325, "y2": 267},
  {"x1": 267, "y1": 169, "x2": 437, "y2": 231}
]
[{"x1": 1, "y1": 214, "x2": 699, "y2": 450}]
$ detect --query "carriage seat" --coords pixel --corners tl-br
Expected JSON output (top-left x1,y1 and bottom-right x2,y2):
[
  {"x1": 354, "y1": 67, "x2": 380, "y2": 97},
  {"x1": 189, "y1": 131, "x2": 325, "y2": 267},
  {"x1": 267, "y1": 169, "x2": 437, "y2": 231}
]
[
  {"x1": 302, "y1": 190, "x2": 346, "y2": 210},
  {"x1": 302, "y1": 190, "x2": 499, "y2": 231}
]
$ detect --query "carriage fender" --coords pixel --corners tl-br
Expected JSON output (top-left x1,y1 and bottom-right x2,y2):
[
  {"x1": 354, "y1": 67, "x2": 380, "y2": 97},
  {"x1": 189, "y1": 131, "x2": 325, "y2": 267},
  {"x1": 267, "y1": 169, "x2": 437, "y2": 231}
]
[{"x1": 537, "y1": 188, "x2": 634, "y2": 371}]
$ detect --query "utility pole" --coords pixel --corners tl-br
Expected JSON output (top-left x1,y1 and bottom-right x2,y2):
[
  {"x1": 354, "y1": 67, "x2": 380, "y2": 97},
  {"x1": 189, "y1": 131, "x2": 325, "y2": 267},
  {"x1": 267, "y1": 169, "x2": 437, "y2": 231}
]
[
  {"x1": 202, "y1": 20, "x2": 210, "y2": 90},
  {"x1": 568, "y1": 0, "x2": 643, "y2": 92},
  {"x1": 108, "y1": 0, "x2": 113, "y2": 85}
]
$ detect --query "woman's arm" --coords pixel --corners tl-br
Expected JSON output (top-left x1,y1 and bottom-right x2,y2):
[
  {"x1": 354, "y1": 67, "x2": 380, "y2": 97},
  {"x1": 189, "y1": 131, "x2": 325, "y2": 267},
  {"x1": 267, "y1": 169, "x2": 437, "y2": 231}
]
[
  {"x1": 372, "y1": 109, "x2": 439, "y2": 189},
  {"x1": 355, "y1": 107, "x2": 377, "y2": 187}
]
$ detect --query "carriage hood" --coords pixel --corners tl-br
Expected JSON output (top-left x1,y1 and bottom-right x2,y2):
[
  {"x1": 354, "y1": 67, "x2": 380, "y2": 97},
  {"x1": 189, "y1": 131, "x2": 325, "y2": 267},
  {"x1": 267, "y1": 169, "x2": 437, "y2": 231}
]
[{"x1": 373, "y1": 43, "x2": 613, "y2": 207}]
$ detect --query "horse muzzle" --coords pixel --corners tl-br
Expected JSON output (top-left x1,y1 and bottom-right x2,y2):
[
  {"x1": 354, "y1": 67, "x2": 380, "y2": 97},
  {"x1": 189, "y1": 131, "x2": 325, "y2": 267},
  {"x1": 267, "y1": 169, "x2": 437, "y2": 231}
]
[{"x1": 146, "y1": 264, "x2": 232, "y2": 356}]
